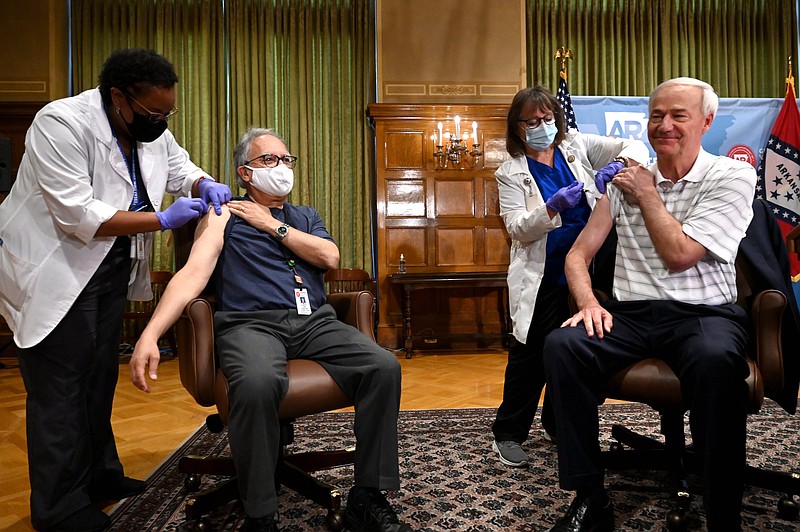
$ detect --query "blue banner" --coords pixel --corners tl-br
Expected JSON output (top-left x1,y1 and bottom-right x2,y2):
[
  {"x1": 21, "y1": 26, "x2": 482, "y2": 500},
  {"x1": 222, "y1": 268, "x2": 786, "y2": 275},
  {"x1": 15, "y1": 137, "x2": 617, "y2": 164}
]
[{"x1": 571, "y1": 96, "x2": 784, "y2": 167}]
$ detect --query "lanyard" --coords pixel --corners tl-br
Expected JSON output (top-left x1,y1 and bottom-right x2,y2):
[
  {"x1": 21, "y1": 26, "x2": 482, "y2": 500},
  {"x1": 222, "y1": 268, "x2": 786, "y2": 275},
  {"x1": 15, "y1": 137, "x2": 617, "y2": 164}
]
[
  {"x1": 117, "y1": 140, "x2": 140, "y2": 209},
  {"x1": 276, "y1": 232, "x2": 302, "y2": 287},
  {"x1": 270, "y1": 204, "x2": 302, "y2": 287},
  {"x1": 286, "y1": 257, "x2": 303, "y2": 287},
  {"x1": 236, "y1": 197, "x2": 303, "y2": 287},
  {"x1": 108, "y1": 115, "x2": 142, "y2": 210}
]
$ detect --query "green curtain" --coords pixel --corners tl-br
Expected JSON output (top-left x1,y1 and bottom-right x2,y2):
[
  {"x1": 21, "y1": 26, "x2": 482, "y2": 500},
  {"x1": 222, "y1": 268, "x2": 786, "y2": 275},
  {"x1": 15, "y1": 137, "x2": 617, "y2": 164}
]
[
  {"x1": 227, "y1": 0, "x2": 376, "y2": 271},
  {"x1": 527, "y1": 0, "x2": 798, "y2": 98},
  {"x1": 71, "y1": 0, "x2": 226, "y2": 272},
  {"x1": 71, "y1": 0, "x2": 375, "y2": 272},
  {"x1": 71, "y1": 0, "x2": 792, "y2": 271}
]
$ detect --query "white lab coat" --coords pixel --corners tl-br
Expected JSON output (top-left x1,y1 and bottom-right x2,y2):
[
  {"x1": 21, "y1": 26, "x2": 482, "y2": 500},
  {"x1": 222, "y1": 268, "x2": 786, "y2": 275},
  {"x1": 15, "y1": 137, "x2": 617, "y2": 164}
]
[
  {"x1": 496, "y1": 132, "x2": 649, "y2": 343},
  {"x1": 0, "y1": 88, "x2": 207, "y2": 348}
]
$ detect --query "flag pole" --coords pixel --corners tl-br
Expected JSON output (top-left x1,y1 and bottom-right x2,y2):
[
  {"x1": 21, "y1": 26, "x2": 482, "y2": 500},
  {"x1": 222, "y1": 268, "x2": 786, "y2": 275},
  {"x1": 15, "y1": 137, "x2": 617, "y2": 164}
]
[
  {"x1": 787, "y1": 56, "x2": 795, "y2": 91},
  {"x1": 554, "y1": 46, "x2": 579, "y2": 132},
  {"x1": 554, "y1": 46, "x2": 573, "y2": 81}
]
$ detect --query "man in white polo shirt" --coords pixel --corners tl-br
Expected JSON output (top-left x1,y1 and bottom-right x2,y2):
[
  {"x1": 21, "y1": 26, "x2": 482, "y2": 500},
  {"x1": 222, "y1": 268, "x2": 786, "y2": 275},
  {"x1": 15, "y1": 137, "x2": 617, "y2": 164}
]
[{"x1": 542, "y1": 77, "x2": 757, "y2": 532}]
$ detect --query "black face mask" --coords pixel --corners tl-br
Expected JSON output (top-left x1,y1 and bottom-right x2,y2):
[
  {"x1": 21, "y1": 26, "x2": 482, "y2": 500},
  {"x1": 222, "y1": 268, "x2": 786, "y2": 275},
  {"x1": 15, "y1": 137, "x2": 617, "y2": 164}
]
[{"x1": 124, "y1": 111, "x2": 169, "y2": 143}]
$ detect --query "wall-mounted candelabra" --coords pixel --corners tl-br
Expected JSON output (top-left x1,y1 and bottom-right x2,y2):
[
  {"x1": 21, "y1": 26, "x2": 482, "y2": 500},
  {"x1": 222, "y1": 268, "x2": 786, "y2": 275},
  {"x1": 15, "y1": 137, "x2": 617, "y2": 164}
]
[{"x1": 432, "y1": 115, "x2": 482, "y2": 170}]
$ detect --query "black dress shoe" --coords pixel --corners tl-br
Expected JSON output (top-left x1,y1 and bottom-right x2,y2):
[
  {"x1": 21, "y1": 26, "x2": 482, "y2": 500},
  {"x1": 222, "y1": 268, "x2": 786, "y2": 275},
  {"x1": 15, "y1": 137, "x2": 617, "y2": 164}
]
[
  {"x1": 344, "y1": 487, "x2": 412, "y2": 532},
  {"x1": 89, "y1": 476, "x2": 146, "y2": 502},
  {"x1": 43, "y1": 505, "x2": 110, "y2": 532},
  {"x1": 241, "y1": 514, "x2": 279, "y2": 531},
  {"x1": 550, "y1": 493, "x2": 614, "y2": 532}
]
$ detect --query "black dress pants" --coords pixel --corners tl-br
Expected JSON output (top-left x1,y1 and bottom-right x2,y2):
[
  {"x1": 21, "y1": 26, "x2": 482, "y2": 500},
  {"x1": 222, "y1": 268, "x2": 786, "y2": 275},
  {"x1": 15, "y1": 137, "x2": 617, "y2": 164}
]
[
  {"x1": 543, "y1": 299, "x2": 749, "y2": 532},
  {"x1": 19, "y1": 238, "x2": 131, "y2": 529},
  {"x1": 215, "y1": 305, "x2": 402, "y2": 519},
  {"x1": 492, "y1": 282, "x2": 569, "y2": 443}
]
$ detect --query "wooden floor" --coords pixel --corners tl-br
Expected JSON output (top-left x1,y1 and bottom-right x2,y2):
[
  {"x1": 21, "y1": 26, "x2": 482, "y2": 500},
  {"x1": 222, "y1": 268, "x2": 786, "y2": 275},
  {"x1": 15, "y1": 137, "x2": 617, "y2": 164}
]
[{"x1": 0, "y1": 349, "x2": 523, "y2": 531}]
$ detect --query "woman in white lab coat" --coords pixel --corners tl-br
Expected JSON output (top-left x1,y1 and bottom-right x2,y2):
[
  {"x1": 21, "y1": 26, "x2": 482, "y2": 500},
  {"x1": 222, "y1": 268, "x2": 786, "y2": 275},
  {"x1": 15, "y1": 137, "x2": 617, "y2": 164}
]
[
  {"x1": 491, "y1": 85, "x2": 648, "y2": 468},
  {"x1": 0, "y1": 49, "x2": 231, "y2": 531}
]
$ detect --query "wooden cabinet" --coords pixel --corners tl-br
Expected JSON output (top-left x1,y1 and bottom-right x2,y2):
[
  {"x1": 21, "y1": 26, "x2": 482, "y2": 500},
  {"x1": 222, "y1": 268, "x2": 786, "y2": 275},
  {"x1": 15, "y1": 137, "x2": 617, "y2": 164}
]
[
  {"x1": 368, "y1": 104, "x2": 513, "y2": 351},
  {"x1": 0, "y1": 102, "x2": 44, "y2": 201}
]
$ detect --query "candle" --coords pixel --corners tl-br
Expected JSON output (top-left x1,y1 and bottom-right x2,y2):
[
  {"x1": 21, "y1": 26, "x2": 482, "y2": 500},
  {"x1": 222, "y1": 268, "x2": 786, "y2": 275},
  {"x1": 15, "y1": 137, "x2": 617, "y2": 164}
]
[
  {"x1": 454, "y1": 115, "x2": 461, "y2": 137},
  {"x1": 437, "y1": 122, "x2": 443, "y2": 146},
  {"x1": 472, "y1": 121, "x2": 478, "y2": 144}
]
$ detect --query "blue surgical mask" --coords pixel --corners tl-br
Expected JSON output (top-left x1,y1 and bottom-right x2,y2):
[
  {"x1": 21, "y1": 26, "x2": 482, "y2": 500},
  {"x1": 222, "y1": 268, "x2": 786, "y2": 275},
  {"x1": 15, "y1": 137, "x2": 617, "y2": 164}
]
[{"x1": 525, "y1": 122, "x2": 558, "y2": 151}]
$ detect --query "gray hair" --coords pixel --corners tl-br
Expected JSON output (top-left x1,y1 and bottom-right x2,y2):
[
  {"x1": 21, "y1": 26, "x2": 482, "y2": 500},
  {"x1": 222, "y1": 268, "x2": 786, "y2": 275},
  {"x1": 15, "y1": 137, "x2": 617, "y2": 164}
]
[
  {"x1": 233, "y1": 127, "x2": 287, "y2": 187},
  {"x1": 649, "y1": 77, "x2": 719, "y2": 117}
]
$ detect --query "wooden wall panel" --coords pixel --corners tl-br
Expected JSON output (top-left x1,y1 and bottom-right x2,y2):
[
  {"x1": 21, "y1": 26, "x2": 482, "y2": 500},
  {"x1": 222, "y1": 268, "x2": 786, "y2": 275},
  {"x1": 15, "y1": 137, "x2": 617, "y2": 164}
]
[
  {"x1": 386, "y1": 180, "x2": 426, "y2": 218},
  {"x1": 435, "y1": 228, "x2": 476, "y2": 266},
  {"x1": 385, "y1": 131, "x2": 426, "y2": 169},
  {"x1": 485, "y1": 228, "x2": 512, "y2": 266},
  {"x1": 376, "y1": 0, "x2": 526, "y2": 104},
  {"x1": 369, "y1": 103, "x2": 513, "y2": 350},
  {"x1": 434, "y1": 180, "x2": 475, "y2": 217},
  {"x1": 0, "y1": 102, "x2": 45, "y2": 202},
  {"x1": 0, "y1": 1, "x2": 69, "y2": 103},
  {"x1": 483, "y1": 178, "x2": 501, "y2": 216},
  {"x1": 387, "y1": 228, "x2": 428, "y2": 268}
]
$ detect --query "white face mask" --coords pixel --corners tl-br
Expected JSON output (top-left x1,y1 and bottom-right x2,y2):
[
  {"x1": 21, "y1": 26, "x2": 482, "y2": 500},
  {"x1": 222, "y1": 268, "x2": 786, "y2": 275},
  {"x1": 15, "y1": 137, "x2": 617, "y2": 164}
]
[{"x1": 245, "y1": 164, "x2": 294, "y2": 197}]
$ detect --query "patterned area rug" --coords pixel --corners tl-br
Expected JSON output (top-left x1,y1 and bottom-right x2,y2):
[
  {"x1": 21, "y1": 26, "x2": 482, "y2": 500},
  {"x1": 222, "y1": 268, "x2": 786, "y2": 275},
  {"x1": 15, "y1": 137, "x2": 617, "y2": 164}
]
[{"x1": 108, "y1": 403, "x2": 800, "y2": 531}]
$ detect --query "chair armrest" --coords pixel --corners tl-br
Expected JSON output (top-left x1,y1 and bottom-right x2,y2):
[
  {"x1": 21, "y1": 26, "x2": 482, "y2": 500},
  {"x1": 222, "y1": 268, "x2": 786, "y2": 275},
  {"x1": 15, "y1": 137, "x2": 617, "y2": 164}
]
[
  {"x1": 751, "y1": 289, "x2": 787, "y2": 400},
  {"x1": 175, "y1": 297, "x2": 217, "y2": 407},
  {"x1": 327, "y1": 290, "x2": 375, "y2": 341}
]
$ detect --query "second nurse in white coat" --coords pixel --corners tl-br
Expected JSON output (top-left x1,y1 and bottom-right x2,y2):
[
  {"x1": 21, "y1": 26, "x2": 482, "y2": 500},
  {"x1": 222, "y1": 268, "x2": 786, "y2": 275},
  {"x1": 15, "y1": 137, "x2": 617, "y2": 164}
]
[{"x1": 491, "y1": 85, "x2": 648, "y2": 468}]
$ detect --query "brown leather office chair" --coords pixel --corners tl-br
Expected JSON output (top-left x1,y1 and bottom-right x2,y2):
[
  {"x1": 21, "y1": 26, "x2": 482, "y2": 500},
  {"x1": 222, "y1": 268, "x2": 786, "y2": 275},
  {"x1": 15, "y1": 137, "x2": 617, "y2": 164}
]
[
  {"x1": 324, "y1": 268, "x2": 376, "y2": 295},
  {"x1": 120, "y1": 270, "x2": 177, "y2": 357},
  {"x1": 591, "y1": 241, "x2": 800, "y2": 529},
  {"x1": 171, "y1": 223, "x2": 375, "y2": 531},
  {"x1": 324, "y1": 268, "x2": 377, "y2": 337}
]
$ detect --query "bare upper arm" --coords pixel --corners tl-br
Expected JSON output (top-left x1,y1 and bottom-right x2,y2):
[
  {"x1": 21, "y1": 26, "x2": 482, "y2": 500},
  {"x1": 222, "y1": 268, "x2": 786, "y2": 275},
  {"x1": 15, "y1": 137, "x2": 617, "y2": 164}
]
[
  {"x1": 179, "y1": 206, "x2": 229, "y2": 286},
  {"x1": 570, "y1": 195, "x2": 614, "y2": 265}
]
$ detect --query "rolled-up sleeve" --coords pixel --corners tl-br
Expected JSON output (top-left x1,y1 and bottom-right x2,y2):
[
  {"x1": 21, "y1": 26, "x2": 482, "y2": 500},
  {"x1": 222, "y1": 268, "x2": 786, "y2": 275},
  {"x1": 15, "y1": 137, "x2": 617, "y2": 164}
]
[{"x1": 26, "y1": 112, "x2": 119, "y2": 244}]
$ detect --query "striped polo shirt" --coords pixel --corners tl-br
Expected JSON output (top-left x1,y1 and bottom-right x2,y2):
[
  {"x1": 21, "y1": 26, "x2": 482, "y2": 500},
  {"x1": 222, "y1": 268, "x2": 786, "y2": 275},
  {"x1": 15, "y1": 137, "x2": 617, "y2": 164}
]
[{"x1": 607, "y1": 149, "x2": 756, "y2": 304}]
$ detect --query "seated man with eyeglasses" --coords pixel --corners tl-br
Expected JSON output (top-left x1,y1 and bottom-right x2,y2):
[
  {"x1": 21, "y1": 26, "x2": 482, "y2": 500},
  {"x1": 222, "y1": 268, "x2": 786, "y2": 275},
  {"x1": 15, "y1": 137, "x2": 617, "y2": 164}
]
[{"x1": 129, "y1": 126, "x2": 412, "y2": 532}]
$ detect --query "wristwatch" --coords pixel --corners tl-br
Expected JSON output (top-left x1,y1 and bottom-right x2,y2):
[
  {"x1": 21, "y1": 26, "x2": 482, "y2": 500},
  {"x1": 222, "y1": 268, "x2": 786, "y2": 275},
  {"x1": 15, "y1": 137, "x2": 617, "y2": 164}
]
[{"x1": 275, "y1": 223, "x2": 290, "y2": 240}]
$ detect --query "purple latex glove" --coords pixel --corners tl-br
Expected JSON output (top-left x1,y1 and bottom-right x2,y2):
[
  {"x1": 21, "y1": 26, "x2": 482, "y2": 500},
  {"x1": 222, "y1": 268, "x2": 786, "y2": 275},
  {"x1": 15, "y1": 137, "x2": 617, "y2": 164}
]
[
  {"x1": 197, "y1": 178, "x2": 232, "y2": 215},
  {"x1": 156, "y1": 197, "x2": 208, "y2": 230},
  {"x1": 545, "y1": 181, "x2": 584, "y2": 214},
  {"x1": 594, "y1": 161, "x2": 625, "y2": 194}
]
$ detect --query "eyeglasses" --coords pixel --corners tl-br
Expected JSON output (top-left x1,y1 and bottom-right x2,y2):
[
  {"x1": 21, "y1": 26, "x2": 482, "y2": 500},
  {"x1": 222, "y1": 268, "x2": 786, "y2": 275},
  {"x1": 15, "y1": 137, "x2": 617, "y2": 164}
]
[
  {"x1": 517, "y1": 115, "x2": 556, "y2": 128},
  {"x1": 124, "y1": 91, "x2": 179, "y2": 124},
  {"x1": 244, "y1": 153, "x2": 298, "y2": 169}
]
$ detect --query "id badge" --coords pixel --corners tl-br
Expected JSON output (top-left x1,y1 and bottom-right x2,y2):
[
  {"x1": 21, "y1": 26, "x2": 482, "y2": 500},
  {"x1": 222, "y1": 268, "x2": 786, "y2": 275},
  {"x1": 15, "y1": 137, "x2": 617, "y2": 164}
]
[
  {"x1": 135, "y1": 233, "x2": 146, "y2": 261},
  {"x1": 129, "y1": 233, "x2": 146, "y2": 260},
  {"x1": 294, "y1": 288, "x2": 312, "y2": 315},
  {"x1": 524, "y1": 195, "x2": 536, "y2": 211}
]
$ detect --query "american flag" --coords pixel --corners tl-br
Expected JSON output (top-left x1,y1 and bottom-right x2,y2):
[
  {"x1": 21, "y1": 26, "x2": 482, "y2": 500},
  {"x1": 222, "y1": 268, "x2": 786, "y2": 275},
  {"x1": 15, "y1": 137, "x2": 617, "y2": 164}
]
[{"x1": 556, "y1": 71, "x2": 578, "y2": 131}]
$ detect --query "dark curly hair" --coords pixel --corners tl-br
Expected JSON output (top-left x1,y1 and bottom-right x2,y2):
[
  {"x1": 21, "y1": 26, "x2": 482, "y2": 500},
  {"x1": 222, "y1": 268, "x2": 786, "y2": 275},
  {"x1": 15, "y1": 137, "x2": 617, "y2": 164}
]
[
  {"x1": 505, "y1": 85, "x2": 567, "y2": 158},
  {"x1": 98, "y1": 48, "x2": 178, "y2": 106}
]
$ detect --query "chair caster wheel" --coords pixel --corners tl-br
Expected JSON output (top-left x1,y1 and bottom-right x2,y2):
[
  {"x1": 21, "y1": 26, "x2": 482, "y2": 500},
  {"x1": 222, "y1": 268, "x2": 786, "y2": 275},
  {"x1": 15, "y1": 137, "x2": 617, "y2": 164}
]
[
  {"x1": 326, "y1": 510, "x2": 345, "y2": 531},
  {"x1": 778, "y1": 495, "x2": 800, "y2": 520},
  {"x1": 184, "y1": 473, "x2": 202, "y2": 491},
  {"x1": 666, "y1": 509, "x2": 687, "y2": 531},
  {"x1": 185, "y1": 518, "x2": 211, "y2": 532},
  {"x1": 610, "y1": 442, "x2": 624, "y2": 452}
]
